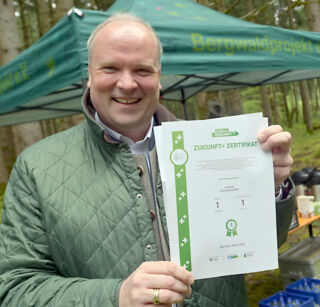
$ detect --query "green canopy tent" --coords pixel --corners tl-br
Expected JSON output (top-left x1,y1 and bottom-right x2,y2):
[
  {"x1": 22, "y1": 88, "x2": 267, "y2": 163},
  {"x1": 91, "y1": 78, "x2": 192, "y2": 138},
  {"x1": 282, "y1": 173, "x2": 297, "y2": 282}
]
[{"x1": 1, "y1": 0, "x2": 320, "y2": 126}]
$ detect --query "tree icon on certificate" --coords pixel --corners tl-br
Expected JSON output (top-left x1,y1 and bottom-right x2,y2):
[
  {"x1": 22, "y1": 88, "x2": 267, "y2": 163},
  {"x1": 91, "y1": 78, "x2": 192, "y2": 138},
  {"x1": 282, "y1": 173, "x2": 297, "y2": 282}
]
[{"x1": 226, "y1": 219, "x2": 238, "y2": 237}]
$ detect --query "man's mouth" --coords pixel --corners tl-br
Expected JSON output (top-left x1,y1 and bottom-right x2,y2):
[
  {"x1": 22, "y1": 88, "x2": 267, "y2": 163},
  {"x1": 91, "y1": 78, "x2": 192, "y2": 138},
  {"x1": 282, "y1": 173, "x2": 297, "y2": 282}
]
[{"x1": 113, "y1": 98, "x2": 141, "y2": 104}]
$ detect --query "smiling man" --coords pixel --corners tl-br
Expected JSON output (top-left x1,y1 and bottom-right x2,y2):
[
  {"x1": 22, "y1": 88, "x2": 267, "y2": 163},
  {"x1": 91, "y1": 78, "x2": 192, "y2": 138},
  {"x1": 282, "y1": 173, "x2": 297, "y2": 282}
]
[{"x1": 0, "y1": 13, "x2": 295, "y2": 307}]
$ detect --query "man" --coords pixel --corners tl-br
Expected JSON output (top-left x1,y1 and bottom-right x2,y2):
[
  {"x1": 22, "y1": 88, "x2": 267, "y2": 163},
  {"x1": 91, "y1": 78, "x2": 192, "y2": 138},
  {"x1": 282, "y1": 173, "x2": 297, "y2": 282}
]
[{"x1": 0, "y1": 14, "x2": 294, "y2": 306}]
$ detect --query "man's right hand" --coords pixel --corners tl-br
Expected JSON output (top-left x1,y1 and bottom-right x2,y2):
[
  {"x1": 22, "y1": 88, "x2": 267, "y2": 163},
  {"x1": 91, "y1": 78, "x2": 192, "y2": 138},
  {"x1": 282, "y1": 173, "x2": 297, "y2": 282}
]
[{"x1": 119, "y1": 261, "x2": 194, "y2": 306}]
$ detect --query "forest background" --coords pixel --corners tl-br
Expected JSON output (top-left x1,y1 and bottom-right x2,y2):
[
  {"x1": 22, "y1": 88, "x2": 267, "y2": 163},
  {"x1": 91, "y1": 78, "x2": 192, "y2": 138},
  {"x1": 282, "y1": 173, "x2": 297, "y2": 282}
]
[{"x1": 1, "y1": 0, "x2": 320, "y2": 306}]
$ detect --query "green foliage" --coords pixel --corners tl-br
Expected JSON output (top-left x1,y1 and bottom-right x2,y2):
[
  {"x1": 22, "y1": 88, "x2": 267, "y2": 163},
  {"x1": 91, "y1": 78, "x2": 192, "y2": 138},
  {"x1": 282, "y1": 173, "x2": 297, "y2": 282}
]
[
  {"x1": 241, "y1": 86, "x2": 262, "y2": 114},
  {"x1": 285, "y1": 117, "x2": 320, "y2": 172}
]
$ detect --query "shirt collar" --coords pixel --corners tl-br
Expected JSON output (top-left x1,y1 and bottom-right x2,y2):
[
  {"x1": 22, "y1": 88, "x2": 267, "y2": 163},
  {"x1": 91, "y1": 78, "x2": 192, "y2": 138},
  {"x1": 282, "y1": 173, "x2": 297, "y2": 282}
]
[{"x1": 94, "y1": 112, "x2": 154, "y2": 154}]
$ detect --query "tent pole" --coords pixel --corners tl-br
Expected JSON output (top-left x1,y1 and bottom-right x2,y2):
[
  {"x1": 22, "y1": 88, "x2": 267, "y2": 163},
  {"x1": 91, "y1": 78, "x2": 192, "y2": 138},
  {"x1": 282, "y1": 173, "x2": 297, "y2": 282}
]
[{"x1": 181, "y1": 89, "x2": 189, "y2": 120}]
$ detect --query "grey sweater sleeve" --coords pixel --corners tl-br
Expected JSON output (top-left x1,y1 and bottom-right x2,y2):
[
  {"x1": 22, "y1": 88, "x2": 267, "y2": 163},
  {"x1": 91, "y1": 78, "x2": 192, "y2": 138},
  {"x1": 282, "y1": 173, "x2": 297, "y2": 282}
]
[{"x1": 276, "y1": 177, "x2": 296, "y2": 248}]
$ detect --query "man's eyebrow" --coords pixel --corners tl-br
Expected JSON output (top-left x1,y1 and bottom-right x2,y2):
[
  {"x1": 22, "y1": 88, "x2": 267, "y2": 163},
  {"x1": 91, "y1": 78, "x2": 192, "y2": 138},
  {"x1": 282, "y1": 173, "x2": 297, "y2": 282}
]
[
  {"x1": 98, "y1": 61, "x2": 117, "y2": 66},
  {"x1": 135, "y1": 61, "x2": 160, "y2": 70}
]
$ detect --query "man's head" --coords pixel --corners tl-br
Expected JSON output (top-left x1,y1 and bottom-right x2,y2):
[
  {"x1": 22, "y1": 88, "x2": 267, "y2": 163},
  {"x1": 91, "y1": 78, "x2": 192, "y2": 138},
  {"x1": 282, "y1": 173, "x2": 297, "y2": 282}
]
[
  {"x1": 87, "y1": 14, "x2": 163, "y2": 67},
  {"x1": 87, "y1": 14, "x2": 163, "y2": 142}
]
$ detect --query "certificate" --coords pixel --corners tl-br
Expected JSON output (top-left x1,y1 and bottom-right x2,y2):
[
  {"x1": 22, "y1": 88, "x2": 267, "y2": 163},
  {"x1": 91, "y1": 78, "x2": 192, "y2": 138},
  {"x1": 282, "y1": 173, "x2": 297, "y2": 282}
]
[{"x1": 154, "y1": 113, "x2": 278, "y2": 280}]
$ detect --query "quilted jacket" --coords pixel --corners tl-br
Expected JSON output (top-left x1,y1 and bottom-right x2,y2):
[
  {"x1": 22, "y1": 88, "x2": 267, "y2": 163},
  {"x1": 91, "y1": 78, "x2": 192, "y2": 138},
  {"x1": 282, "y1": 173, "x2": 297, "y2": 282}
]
[{"x1": 0, "y1": 92, "x2": 295, "y2": 306}]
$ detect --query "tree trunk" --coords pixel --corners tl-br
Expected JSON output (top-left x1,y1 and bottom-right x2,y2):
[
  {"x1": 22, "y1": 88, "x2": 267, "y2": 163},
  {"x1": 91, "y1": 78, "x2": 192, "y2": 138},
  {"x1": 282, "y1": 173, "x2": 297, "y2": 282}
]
[
  {"x1": 196, "y1": 92, "x2": 209, "y2": 120},
  {"x1": 0, "y1": 148, "x2": 8, "y2": 183},
  {"x1": 286, "y1": 0, "x2": 295, "y2": 29},
  {"x1": 11, "y1": 124, "x2": 44, "y2": 156},
  {"x1": 305, "y1": 0, "x2": 320, "y2": 32},
  {"x1": 48, "y1": 0, "x2": 56, "y2": 27},
  {"x1": 55, "y1": 0, "x2": 74, "y2": 21},
  {"x1": 94, "y1": 0, "x2": 102, "y2": 10},
  {"x1": 227, "y1": 89, "x2": 243, "y2": 115},
  {"x1": 285, "y1": 0, "x2": 300, "y2": 125},
  {"x1": 35, "y1": 0, "x2": 51, "y2": 36},
  {"x1": 317, "y1": 79, "x2": 320, "y2": 111},
  {"x1": 299, "y1": 80, "x2": 313, "y2": 132},
  {"x1": 0, "y1": 0, "x2": 23, "y2": 58},
  {"x1": 17, "y1": 0, "x2": 30, "y2": 48},
  {"x1": 271, "y1": 85, "x2": 279, "y2": 124},
  {"x1": 0, "y1": 0, "x2": 22, "y2": 182},
  {"x1": 315, "y1": 80, "x2": 319, "y2": 112},
  {"x1": 260, "y1": 86, "x2": 272, "y2": 124},
  {"x1": 305, "y1": 0, "x2": 320, "y2": 127},
  {"x1": 246, "y1": 0, "x2": 254, "y2": 13},
  {"x1": 279, "y1": 84, "x2": 290, "y2": 126},
  {"x1": 0, "y1": 0, "x2": 44, "y2": 160},
  {"x1": 292, "y1": 82, "x2": 300, "y2": 123},
  {"x1": 307, "y1": 80, "x2": 315, "y2": 111},
  {"x1": 90, "y1": 0, "x2": 96, "y2": 9},
  {"x1": 55, "y1": 0, "x2": 86, "y2": 129},
  {"x1": 215, "y1": 0, "x2": 225, "y2": 12}
]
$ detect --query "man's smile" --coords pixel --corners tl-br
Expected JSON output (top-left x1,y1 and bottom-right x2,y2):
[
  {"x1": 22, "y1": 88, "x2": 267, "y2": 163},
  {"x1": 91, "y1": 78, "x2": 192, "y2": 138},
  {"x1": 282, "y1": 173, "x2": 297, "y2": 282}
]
[{"x1": 113, "y1": 97, "x2": 141, "y2": 104}]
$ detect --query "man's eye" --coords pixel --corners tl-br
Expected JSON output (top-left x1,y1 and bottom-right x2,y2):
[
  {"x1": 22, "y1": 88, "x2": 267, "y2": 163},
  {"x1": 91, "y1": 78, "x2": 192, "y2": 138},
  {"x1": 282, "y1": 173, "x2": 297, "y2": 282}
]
[
  {"x1": 137, "y1": 69, "x2": 151, "y2": 75},
  {"x1": 103, "y1": 66, "x2": 117, "y2": 72}
]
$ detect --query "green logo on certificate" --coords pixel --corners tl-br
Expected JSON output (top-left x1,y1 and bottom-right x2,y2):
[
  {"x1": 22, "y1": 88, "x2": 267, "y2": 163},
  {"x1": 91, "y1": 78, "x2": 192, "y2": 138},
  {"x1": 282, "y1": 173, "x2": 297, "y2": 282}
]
[
  {"x1": 212, "y1": 128, "x2": 239, "y2": 137},
  {"x1": 170, "y1": 149, "x2": 188, "y2": 166},
  {"x1": 226, "y1": 219, "x2": 238, "y2": 237}
]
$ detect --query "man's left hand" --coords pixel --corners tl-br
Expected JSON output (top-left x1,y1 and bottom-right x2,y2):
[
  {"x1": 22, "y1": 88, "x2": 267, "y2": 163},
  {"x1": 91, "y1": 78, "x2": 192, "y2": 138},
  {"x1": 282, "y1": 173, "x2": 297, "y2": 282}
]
[{"x1": 258, "y1": 125, "x2": 293, "y2": 188}]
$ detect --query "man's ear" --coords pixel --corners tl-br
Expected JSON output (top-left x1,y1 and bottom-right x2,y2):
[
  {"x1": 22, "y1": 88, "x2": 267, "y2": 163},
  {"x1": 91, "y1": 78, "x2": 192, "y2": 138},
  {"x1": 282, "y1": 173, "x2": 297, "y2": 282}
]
[{"x1": 87, "y1": 64, "x2": 92, "y2": 88}]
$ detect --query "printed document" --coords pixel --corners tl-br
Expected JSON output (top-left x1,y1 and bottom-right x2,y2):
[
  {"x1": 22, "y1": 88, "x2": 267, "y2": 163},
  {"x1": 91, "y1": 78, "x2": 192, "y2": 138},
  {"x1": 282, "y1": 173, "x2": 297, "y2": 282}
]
[{"x1": 154, "y1": 113, "x2": 277, "y2": 280}]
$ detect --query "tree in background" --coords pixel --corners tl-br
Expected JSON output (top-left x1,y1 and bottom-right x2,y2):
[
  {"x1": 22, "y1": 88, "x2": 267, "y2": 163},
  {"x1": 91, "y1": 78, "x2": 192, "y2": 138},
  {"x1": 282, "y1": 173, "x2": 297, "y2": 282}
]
[{"x1": 1, "y1": 0, "x2": 44, "y2": 158}]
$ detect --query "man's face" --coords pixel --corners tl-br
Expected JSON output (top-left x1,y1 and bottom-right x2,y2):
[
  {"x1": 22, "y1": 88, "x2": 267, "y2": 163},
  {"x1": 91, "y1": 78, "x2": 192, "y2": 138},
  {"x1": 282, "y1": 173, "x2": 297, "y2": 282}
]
[{"x1": 87, "y1": 21, "x2": 162, "y2": 141}]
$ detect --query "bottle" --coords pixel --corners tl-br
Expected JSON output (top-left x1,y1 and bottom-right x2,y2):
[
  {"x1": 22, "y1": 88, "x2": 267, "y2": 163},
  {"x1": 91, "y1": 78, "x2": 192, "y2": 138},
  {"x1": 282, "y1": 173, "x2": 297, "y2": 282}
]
[
  {"x1": 311, "y1": 281, "x2": 320, "y2": 292},
  {"x1": 269, "y1": 298, "x2": 280, "y2": 306},
  {"x1": 292, "y1": 298, "x2": 301, "y2": 306},
  {"x1": 287, "y1": 297, "x2": 294, "y2": 307},
  {"x1": 302, "y1": 278, "x2": 311, "y2": 291},
  {"x1": 279, "y1": 294, "x2": 286, "y2": 307}
]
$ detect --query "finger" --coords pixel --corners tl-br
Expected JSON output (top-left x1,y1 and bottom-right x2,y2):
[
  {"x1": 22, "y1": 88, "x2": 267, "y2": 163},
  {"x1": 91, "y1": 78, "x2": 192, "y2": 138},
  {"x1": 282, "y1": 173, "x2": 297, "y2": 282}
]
[
  {"x1": 273, "y1": 150, "x2": 293, "y2": 187},
  {"x1": 272, "y1": 152, "x2": 293, "y2": 167},
  {"x1": 257, "y1": 125, "x2": 283, "y2": 142},
  {"x1": 260, "y1": 131, "x2": 292, "y2": 152},
  {"x1": 148, "y1": 288, "x2": 186, "y2": 305},
  {"x1": 145, "y1": 273, "x2": 191, "y2": 294},
  {"x1": 140, "y1": 261, "x2": 194, "y2": 285},
  {"x1": 274, "y1": 166, "x2": 292, "y2": 187}
]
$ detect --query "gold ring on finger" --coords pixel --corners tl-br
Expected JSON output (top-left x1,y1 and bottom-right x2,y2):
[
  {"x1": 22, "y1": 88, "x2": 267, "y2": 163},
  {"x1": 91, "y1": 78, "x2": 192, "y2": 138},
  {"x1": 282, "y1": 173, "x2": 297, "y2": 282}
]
[{"x1": 153, "y1": 288, "x2": 160, "y2": 305}]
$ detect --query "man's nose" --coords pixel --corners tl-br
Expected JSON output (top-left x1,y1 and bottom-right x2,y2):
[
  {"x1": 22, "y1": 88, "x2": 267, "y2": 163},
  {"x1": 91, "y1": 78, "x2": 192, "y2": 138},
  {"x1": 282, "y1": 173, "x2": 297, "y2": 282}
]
[{"x1": 117, "y1": 71, "x2": 137, "y2": 91}]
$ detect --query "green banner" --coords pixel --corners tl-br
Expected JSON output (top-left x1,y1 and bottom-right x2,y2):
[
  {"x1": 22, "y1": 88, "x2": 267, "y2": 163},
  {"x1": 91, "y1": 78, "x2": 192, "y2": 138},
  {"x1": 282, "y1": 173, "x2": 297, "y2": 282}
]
[{"x1": 170, "y1": 131, "x2": 191, "y2": 271}]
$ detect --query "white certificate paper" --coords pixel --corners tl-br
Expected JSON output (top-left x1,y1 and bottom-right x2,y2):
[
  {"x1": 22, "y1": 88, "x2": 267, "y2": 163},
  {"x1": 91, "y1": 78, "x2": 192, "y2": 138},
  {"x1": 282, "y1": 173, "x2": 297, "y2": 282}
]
[{"x1": 154, "y1": 113, "x2": 278, "y2": 280}]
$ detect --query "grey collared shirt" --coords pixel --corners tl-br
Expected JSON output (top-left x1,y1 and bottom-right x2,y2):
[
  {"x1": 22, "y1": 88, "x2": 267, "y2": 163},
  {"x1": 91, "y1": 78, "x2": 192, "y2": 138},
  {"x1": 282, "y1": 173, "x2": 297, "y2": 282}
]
[{"x1": 94, "y1": 112, "x2": 154, "y2": 172}]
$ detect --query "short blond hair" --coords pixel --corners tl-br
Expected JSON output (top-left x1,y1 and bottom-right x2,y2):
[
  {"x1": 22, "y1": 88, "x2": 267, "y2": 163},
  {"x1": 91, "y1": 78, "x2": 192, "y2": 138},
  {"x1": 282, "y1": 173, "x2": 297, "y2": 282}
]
[{"x1": 87, "y1": 13, "x2": 163, "y2": 66}]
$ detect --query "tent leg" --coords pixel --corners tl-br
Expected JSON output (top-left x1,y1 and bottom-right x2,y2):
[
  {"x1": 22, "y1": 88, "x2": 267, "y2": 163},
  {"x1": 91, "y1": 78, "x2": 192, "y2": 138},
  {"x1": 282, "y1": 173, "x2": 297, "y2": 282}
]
[
  {"x1": 180, "y1": 89, "x2": 189, "y2": 120},
  {"x1": 182, "y1": 100, "x2": 189, "y2": 120}
]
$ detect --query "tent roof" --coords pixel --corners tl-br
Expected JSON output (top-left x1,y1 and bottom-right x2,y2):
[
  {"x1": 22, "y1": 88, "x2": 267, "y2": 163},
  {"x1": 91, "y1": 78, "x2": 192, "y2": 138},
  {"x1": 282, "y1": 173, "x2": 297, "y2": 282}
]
[{"x1": 1, "y1": 0, "x2": 320, "y2": 126}]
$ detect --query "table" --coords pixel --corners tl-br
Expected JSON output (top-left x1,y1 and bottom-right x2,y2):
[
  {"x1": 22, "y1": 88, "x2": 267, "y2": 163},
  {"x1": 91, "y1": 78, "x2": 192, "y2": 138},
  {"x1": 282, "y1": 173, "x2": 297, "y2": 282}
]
[{"x1": 288, "y1": 212, "x2": 320, "y2": 236}]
